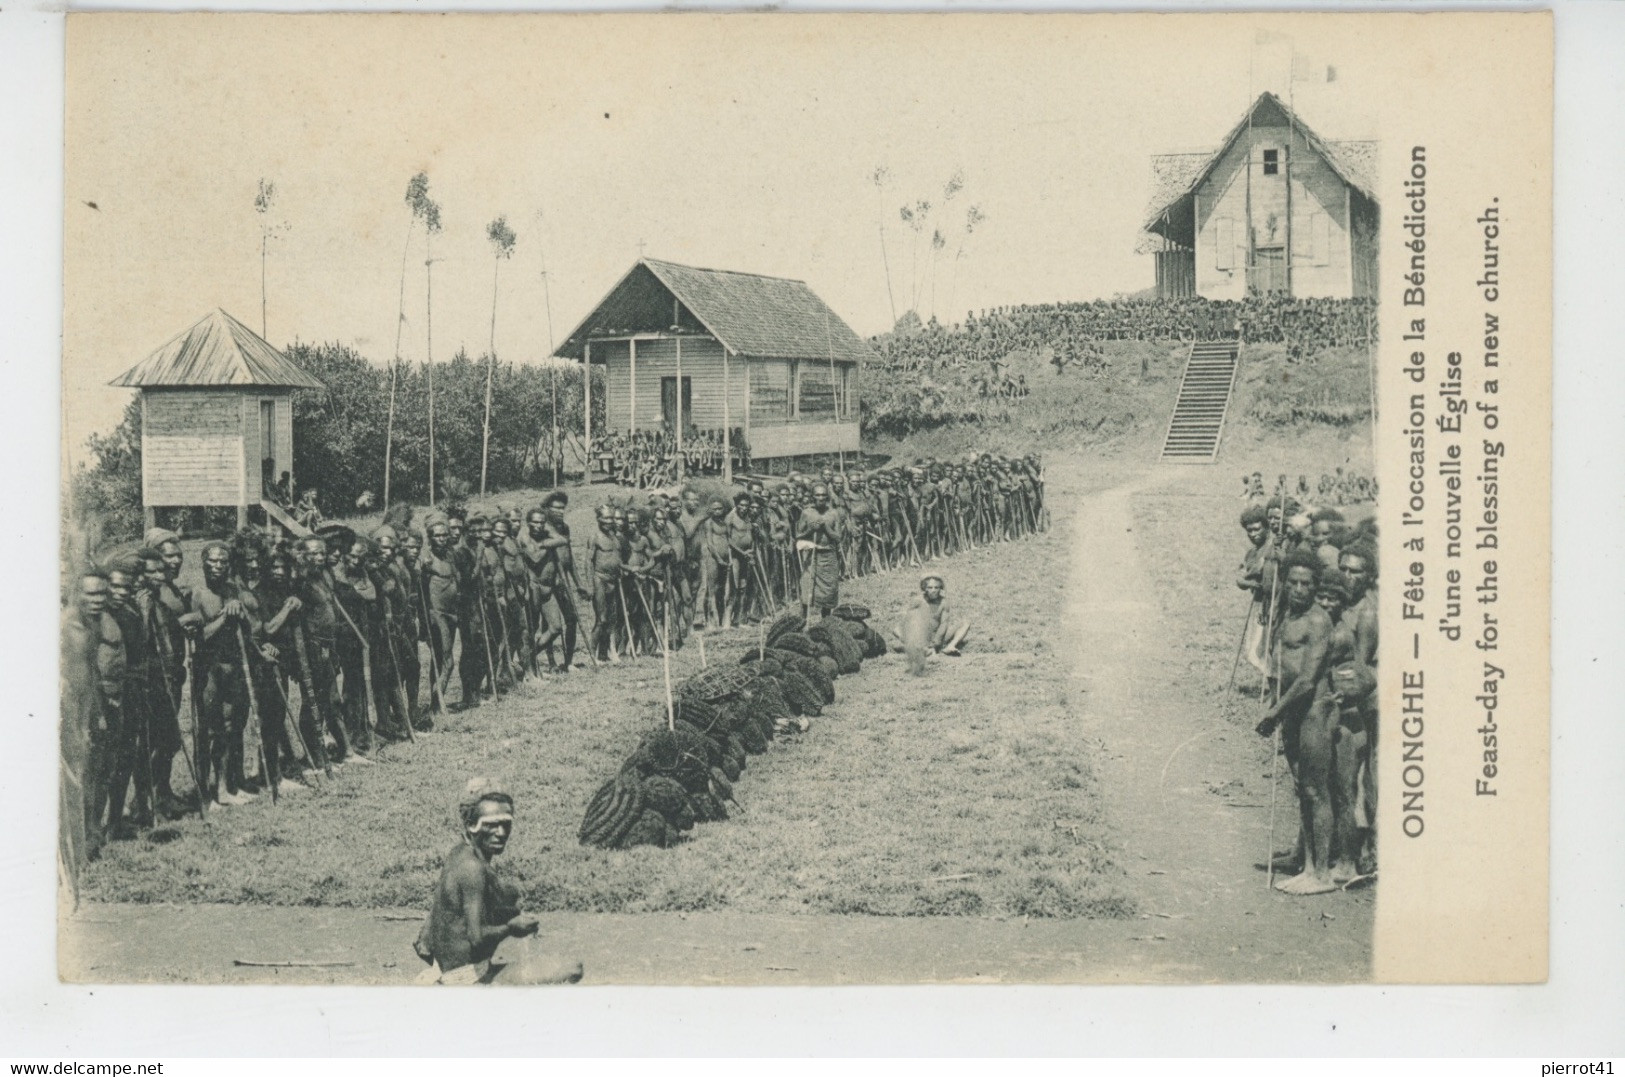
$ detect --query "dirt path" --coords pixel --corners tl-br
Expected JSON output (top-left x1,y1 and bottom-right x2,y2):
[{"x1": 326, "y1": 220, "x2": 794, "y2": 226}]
[
  {"x1": 1053, "y1": 457, "x2": 1372, "y2": 982},
  {"x1": 63, "y1": 455, "x2": 1368, "y2": 984}
]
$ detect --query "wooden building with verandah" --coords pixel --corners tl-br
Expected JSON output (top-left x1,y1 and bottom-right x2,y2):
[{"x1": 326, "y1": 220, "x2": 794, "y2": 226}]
[
  {"x1": 1143, "y1": 92, "x2": 1378, "y2": 301},
  {"x1": 555, "y1": 258, "x2": 872, "y2": 479},
  {"x1": 108, "y1": 308, "x2": 325, "y2": 531}
]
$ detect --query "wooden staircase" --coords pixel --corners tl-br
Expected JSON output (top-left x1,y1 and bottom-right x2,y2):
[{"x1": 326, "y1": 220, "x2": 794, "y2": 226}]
[
  {"x1": 260, "y1": 499, "x2": 312, "y2": 539},
  {"x1": 1158, "y1": 339, "x2": 1242, "y2": 463}
]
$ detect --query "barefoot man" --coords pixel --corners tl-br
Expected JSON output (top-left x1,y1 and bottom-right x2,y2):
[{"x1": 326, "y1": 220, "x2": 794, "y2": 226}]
[
  {"x1": 414, "y1": 778, "x2": 583, "y2": 985},
  {"x1": 1338, "y1": 540, "x2": 1380, "y2": 875},
  {"x1": 1255, "y1": 550, "x2": 1337, "y2": 895},
  {"x1": 1311, "y1": 568, "x2": 1377, "y2": 885}
]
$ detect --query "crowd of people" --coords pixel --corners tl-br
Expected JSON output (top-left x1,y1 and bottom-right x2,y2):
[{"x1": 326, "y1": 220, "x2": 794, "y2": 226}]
[
  {"x1": 56, "y1": 453, "x2": 1044, "y2": 870},
  {"x1": 874, "y1": 296, "x2": 1377, "y2": 373},
  {"x1": 590, "y1": 428, "x2": 746, "y2": 490},
  {"x1": 1240, "y1": 469, "x2": 1377, "y2": 507},
  {"x1": 1235, "y1": 485, "x2": 1379, "y2": 895},
  {"x1": 578, "y1": 454, "x2": 1044, "y2": 661}
]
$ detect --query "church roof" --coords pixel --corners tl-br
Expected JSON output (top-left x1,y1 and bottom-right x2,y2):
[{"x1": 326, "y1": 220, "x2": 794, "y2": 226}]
[{"x1": 1144, "y1": 92, "x2": 1378, "y2": 236}]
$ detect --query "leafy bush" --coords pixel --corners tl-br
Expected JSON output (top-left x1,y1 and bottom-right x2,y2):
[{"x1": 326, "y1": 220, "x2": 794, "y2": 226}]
[
  {"x1": 69, "y1": 397, "x2": 144, "y2": 545},
  {"x1": 288, "y1": 342, "x2": 602, "y2": 509}
]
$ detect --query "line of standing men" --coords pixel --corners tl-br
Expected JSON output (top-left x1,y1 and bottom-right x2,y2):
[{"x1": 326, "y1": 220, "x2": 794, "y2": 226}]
[
  {"x1": 57, "y1": 455, "x2": 1043, "y2": 878},
  {"x1": 58, "y1": 493, "x2": 595, "y2": 868},
  {"x1": 1236, "y1": 493, "x2": 1380, "y2": 896},
  {"x1": 575, "y1": 453, "x2": 1045, "y2": 664}
]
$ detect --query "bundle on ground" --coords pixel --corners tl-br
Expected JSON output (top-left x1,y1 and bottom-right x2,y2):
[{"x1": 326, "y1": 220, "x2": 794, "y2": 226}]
[
  {"x1": 578, "y1": 769, "x2": 647, "y2": 849},
  {"x1": 808, "y1": 620, "x2": 864, "y2": 675},
  {"x1": 575, "y1": 613, "x2": 893, "y2": 852}
]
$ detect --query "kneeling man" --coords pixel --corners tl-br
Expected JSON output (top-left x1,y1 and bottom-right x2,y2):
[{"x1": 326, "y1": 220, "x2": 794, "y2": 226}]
[{"x1": 415, "y1": 778, "x2": 583, "y2": 985}]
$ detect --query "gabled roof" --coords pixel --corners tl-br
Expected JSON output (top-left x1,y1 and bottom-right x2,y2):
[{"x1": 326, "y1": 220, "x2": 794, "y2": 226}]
[
  {"x1": 110, "y1": 308, "x2": 325, "y2": 389},
  {"x1": 555, "y1": 259, "x2": 874, "y2": 364},
  {"x1": 1144, "y1": 92, "x2": 1378, "y2": 238}
]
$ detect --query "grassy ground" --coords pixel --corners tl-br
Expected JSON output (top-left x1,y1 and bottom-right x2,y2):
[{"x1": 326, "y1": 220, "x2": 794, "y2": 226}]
[
  {"x1": 84, "y1": 341, "x2": 1372, "y2": 925},
  {"x1": 866, "y1": 340, "x2": 1186, "y2": 464},
  {"x1": 867, "y1": 339, "x2": 1374, "y2": 474},
  {"x1": 69, "y1": 451, "x2": 1377, "y2": 984},
  {"x1": 82, "y1": 503, "x2": 1132, "y2": 920}
]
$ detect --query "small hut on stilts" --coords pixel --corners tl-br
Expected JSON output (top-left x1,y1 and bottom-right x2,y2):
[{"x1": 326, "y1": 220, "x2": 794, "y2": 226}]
[{"x1": 108, "y1": 308, "x2": 324, "y2": 534}]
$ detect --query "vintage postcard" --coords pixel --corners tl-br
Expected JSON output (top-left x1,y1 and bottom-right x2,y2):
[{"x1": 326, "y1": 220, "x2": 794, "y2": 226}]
[{"x1": 57, "y1": 11, "x2": 1550, "y2": 986}]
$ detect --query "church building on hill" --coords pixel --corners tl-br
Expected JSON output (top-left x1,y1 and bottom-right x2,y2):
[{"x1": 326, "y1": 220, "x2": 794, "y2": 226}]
[{"x1": 1143, "y1": 91, "x2": 1379, "y2": 301}]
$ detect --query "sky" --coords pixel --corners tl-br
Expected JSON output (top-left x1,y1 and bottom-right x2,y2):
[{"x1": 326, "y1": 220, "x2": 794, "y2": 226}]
[{"x1": 62, "y1": 13, "x2": 1380, "y2": 454}]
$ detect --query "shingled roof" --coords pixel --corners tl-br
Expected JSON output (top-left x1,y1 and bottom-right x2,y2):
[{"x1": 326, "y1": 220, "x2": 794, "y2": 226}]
[
  {"x1": 109, "y1": 308, "x2": 324, "y2": 389},
  {"x1": 555, "y1": 259, "x2": 873, "y2": 364},
  {"x1": 1144, "y1": 92, "x2": 1379, "y2": 237}
]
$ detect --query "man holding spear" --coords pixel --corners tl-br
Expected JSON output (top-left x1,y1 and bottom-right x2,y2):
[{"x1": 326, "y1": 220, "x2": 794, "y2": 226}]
[
  {"x1": 677, "y1": 489, "x2": 708, "y2": 630},
  {"x1": 492, "y1": 515, "x2": 531, "y2": 682},
  {"x1": 724, "y1": 492, "x2": 762, "y2": 625},
  {"x1": 372, "y1": 527, "x2": 424, "y2": 736},
  {"x1": 406, "y1": 529, "x2": 451, "y2": 721},
  {"x1": 135, "y1": 547, "x2": 197, "y2": 817},
  {"x1": 543, "y1": 492, "x2": 589, "y2": 672},
  {"x1": 587, "y1": 505, "x2": 626, "y2": 663},
  {"x1": 331, "y1": 533, "x2": 383, "y2": 760},
  {"x1": 1230, "y1": 502, "x2": 1274, "y2": 688},
  {"x1": 448, "y1": 510, "x2": 490, "y2": 708},
  {"x1": 101, "y1": 558, "x2": 156, "y2": 836},
  {"x1": 190, "y1": 542, "x2": 262, "y2": 805},
  {"x1": 1255, "y1": 549, "x2": 1338, "y2": 896},
  {"x1": 295, "y1": 536, "x2": 353, "y2": 765},
  {"x1": 250, "y1": 544, "x2": 322, "y2": 789},
  {"x1": 469, "y1": 515, "x2": 510, "y2": 694}
]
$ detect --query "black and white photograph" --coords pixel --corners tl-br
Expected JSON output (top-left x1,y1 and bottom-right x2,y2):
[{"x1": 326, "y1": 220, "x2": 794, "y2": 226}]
[{"x1": 52, "y1": 11, "x2": 1550, "y2": 991}]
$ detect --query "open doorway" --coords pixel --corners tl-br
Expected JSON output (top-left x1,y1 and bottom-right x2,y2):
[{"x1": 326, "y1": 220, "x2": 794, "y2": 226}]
[{"x1": 661, "y1": 376, "x2": 692, "y2": 432}]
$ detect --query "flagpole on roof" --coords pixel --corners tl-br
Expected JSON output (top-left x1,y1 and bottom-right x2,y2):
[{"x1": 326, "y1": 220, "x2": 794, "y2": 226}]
[
  {"x1": 1286, "y1": 41, "x2": 1297, "y2": 297},
  {"x1": 1246, "y1": 40, "x2": 1255, "y2": 293}
]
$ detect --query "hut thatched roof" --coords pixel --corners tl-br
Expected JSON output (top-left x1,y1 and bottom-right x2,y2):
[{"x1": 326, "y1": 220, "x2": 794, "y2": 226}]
[
  {"x1": 109, "y1": 309, "x2": 324, "y2": 390},
  {"x1": 556, "y1": 259, "x2": 874, "y2": 365}
]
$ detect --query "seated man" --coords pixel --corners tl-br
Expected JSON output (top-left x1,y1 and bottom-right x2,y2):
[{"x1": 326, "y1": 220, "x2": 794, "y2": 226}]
[
  {"x1": 891, "y1": 575, "x2": 971, "y2": 675},
  {"x1": 295, "y1": 489, "x2": 324, "y2": 530},
  {"x1": 415, "y1": 779, "x2": 582, "y2": 986}
]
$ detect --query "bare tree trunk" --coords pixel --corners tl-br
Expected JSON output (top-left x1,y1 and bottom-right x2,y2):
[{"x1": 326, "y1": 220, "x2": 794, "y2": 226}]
[
  {"x1": 426, "y1": 233, "x2": 436, "y2": 508},
  {"x1": 481, "y1": 255, "x2": 499, "y2": 497},
  {"x1": 541, "y1": 268, "x2": 558, "y2": 487},
  {"x1": 383, "y1": 220, "x2": 414, "y2": 508},
  {"x1": 877, "y1": 222, "x2": 897, "y2": 327}
]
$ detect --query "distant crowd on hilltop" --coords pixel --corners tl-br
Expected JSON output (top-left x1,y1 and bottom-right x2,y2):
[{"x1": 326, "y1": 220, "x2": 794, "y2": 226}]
[{"x1": 874, "y1": 296, "x2": 1377, "y2": 373}]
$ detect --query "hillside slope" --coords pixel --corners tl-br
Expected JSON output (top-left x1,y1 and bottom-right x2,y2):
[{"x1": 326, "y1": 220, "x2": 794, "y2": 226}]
[{"x1": 862, "y1": 339, "x2": 1375, "y2": 477}]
